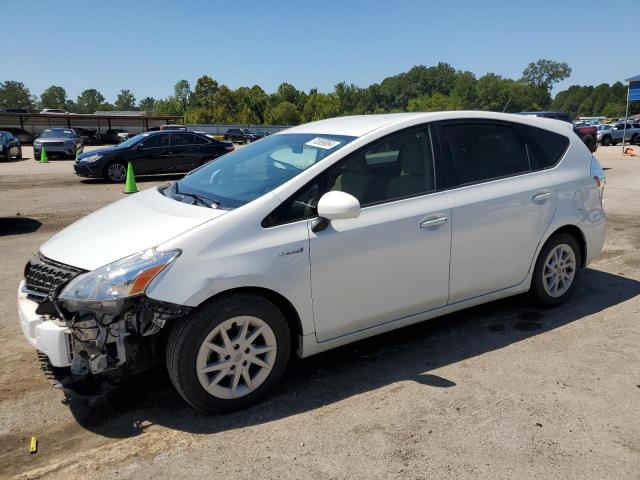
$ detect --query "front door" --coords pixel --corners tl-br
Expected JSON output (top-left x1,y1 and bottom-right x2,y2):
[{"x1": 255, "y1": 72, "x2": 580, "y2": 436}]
[
  {"x1": 132, "y1": 133, "x2": 171, "y2": 174},
  {"x1": 308, "y1": 127, "x2": 452, "y2": 342}
]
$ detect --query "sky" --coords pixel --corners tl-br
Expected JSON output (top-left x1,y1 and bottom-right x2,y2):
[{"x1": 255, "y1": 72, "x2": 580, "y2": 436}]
[{"x1": 5, "y1": 0, "x2": 635, "y2": 103}]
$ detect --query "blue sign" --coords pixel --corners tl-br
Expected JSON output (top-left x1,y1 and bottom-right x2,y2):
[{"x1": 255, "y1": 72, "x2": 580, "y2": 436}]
[{"x1": 630, "y1": 82, "x2": 640, "y2": 102}]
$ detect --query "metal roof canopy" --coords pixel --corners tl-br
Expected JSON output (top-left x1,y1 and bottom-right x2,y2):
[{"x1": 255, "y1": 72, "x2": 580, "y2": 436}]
[
  {"x1": 621, "y1": 75, "x2": 640, "y2": 151},
  {"x1": 0, "y1": 112, "x2": 183, "y2": 134}
]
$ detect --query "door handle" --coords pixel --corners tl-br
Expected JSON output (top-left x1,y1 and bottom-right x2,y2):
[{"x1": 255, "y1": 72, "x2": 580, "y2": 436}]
[
  {"x1": 532, "y1": 191, "x2": 552, "y2": 202},
  {"x1": 420, "y1": 214, "x2": 448, "y2": 229}
]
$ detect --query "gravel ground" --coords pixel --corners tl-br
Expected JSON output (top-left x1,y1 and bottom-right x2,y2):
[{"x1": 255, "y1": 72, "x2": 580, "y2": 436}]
[{"x1": 0, "y1": 145, "x2": 638, "y2": 480}]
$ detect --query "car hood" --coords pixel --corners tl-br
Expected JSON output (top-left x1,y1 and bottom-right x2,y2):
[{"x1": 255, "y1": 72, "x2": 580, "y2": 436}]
[
  {"x1": 40, "y1": 188, "x2": 227, "y2": 270},
  {"x1": 77, "y1": 146, "x2": 123, "y2": 159}
]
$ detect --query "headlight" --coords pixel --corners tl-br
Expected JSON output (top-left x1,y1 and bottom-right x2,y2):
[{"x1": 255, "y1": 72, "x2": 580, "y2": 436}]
[
  {"x1": 59, "y1": 249, "x2": 180, "y2": 308},
  {"x1": 33, "y1": 140, "x2": 40, "y2": 146},
  {"x1": 81, "y1": 154, "x2": 103, "y2": 163}
]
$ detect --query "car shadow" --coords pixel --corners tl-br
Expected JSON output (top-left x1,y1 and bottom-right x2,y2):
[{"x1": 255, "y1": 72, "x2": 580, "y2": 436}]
[
  {"x1": 64, "y1": 268, "x2": 640, "y2": 439},
  {"x1": 0, "y1": 217, "x2": 42, "y2": 235},
  {"x1": 80, "y1": 174, "x2": 184, "y2": 185}
]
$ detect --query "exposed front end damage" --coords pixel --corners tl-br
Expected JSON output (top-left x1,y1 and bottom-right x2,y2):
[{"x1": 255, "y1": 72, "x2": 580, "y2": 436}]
[{"x1": 19, "y1": 254, "x2": 191, "y2": 389}]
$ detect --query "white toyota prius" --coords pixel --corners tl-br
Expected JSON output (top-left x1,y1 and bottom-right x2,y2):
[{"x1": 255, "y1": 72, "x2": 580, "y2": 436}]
[{"x1": 18, "y1": 112, "x2": 606, "y2": 413}]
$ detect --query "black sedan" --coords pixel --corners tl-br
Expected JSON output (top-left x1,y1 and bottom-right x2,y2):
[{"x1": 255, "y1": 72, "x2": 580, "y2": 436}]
[
  {"x1": 0, "y1": 131, "x2": 22, "y2": 160},
  {"x1": 74, "y1": 131, "x2": 235, "y2": 182}
]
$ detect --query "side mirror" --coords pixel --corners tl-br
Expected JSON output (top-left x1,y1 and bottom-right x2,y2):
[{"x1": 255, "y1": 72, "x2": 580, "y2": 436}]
[{"x1": 313, "y1": 191, "x2": 360, "y2": 232}]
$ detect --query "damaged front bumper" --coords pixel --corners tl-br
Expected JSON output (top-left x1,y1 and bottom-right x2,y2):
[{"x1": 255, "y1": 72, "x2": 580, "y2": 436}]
[{"x1": 18, "y1": 280, "x2": 191, "y2": 381}]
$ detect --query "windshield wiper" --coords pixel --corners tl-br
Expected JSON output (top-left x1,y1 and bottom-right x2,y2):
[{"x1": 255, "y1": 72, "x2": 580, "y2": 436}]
[{"x1": 173, "y1": 182, "x2": 219, "y2": 208}]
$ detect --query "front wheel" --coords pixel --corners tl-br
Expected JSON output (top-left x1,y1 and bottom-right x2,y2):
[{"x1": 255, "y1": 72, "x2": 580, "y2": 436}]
[
  {"x1": 530, "y1": 233, "x2": 582, "y2": 308},
  {"x1": 631, "y1": 134, "x2": 639, "y2": 145},
  {"x1": 104, "y1": 161, "x2": 127, "y2": 182},
  {"x1": 601, "y1": 136, "x2": 611, "y2": 146},
  {"x1": 166, "y1": 293, "x2": 291, "y2": 413}
]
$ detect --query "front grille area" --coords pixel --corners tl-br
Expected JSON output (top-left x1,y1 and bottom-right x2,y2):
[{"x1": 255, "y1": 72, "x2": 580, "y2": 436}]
[
  {"x1": 24, "y1": 254, "x2": 85, "y2": 300},
  {"x1": 41, "y1": 142, "x2": 64, "y2": 147}
]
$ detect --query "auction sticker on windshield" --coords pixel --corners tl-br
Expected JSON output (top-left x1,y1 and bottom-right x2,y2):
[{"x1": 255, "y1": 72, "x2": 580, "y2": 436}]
[{"x1": 305, "y1": 137, "x2": 342, "y2": 149}]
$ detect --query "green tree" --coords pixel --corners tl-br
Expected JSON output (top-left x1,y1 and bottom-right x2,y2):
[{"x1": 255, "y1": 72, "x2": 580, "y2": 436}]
[
  {"x1": 407, "y1": 93, "x2": 462, "y2": 112},
  {"x1": 138, "y1": 97, "x2": 156, "y2": 114},
  {"x1": 115, "y1": 89, "x2": 136, "y2": 110},
  {"x1": 275, "y1": 83, "x2": 301, "y2": 106},
  {"x1": 40, "y1": 85, "x2": 67, "y2": 109},
  {"x1": 0, "y1": 81, "x2": 35, "y2": 110},
  {"x1": 303, "y1": 93, "x2": 340, "y2": 121},
  {"x1": 153, "y1": 97, "x2": 183, "y2": 116},
  {"x1": 174, "y1": 80, "x2": 192, "y2": 113},
  {"x1": 75, "y1": 89, "x2": 105, "y2": 113},
  {"x1": 602, "y1": 102, "x2": 626, "y2": 118},
  {"x1": 193, "y1": 75, "x2": 219, "y2": 108},
  {"x1": 521, "y1": 59, "x2": 571, "y2": 91},
  {"x1": 451, "y1": 71, "x2": 478, "y2": 109},
  {"x1": 266, "y1": 101, "x2": 302, "y2": 125}
]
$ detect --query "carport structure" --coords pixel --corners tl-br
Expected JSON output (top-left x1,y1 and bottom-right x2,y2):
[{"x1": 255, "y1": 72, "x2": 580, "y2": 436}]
[{"x1": 0, "y1": 112, "x2": 183, "y2": 136}]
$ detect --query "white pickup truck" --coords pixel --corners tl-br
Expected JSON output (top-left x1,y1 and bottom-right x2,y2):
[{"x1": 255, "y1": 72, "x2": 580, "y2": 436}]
[{"x1": 597, "y1": 122, "x2": 640, "y2": 146}]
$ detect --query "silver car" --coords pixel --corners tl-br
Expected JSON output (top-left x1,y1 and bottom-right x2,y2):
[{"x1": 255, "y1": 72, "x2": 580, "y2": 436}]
[{"x1": 33, "y1": 128, "x2": 84, "y2": 159}]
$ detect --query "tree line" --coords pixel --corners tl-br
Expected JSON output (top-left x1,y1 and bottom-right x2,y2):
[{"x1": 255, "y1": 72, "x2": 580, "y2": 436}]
[{"x1": 1, "y1": 59, "x2": 637, "y2": 125}]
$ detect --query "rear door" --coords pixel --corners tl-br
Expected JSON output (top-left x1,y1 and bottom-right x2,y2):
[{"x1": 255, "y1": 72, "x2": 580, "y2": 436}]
[
  {"x1": 168, "y1": 132, "x2": 201, "y2": 171},
  {"x1": 437, "y1": 120, "x2": 557, "y2": 303}
]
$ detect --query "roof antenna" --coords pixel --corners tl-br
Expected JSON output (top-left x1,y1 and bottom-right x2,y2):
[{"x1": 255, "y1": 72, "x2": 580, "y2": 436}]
[{"x1": 502, "y1": 97, "x2": 511, "y2": 113}]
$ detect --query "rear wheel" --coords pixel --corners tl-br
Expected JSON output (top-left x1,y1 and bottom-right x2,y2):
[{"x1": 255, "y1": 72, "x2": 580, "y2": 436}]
[
  {"x1": 631, "y1": 134, "x2": 639, "y2": 145},
  {"x1": 166, "y1": 293, "x2": 291, "y2": 413},
  {"x1": 601, "y1": 135, "x2": 611, "y2": 146},
  {"x1": 530, "y1": 233, "x2": 582, "y2": 308},
  {"x1": 104, "y1": 161, "x2": 127, "y2": 182}
]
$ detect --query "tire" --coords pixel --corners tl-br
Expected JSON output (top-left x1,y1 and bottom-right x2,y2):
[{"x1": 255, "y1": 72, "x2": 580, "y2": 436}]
[
  {"x1": 601, "y1": 135, "x2": 611, "y2": 146},
  {"x1": 530, "y1": 232, "x2": 582, "y2": 308},
  {"x1": 104, "y1": 161, "x2": 127, "y2": 182},
  {"x1": 166, "y1": 293, "x2": 291, "y2": 414},
  {"x1": 631, "y1": 134, "x2": 639, "y2": 145},
  {"x1": 16, "y1": 147, "x2": 22, "y2": 159},
  {"x1": 245, "y1": 138, "x2": 252, "y2": 144}
]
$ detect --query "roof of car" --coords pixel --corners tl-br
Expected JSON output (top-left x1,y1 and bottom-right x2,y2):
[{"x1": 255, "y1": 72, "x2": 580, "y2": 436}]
[{"x1": 282, "y1": 111, "x2": 574, "y2": 138}]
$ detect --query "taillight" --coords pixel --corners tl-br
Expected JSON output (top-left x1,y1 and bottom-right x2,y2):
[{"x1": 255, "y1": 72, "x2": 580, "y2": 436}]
[
  {"x1": 590, "y1": 156, "x2": 605, "y2": 199},
  {"x1": 225, "y1": 146, "x2": 234, "y2": 152}
]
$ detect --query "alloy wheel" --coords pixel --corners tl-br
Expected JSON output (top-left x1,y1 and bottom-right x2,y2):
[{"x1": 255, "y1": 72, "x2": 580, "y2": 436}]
[
  {"x1": 107, "y1": 163, "x2": 127, "y2": 182},
  {"x1": 542, "y1": 244, "x2": 576, "y2": 298},
  {"x1": 196, "y1": 316, "x2": 277, "y2": 399}
]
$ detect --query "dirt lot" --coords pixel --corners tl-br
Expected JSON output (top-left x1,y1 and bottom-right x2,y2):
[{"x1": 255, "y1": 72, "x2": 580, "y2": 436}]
[{"x1": 0, "y1": 145, "x2": 639, "y2": 479}]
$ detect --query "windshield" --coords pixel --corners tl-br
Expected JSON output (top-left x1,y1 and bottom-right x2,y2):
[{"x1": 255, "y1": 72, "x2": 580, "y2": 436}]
[
  {"x1": 40, "y1": 129, "x2": 75, "y2": 138},
  {"x1": 597, "y1": 125, "x2": 611, "y2": 130},
  {"x1": 0, "y1": 133, "x2": 7, "y2": 142},
  {"x1": 177, "y1": 133, "x2": 356, "y2": 208},
  {"x1": 117, "y1": 133, "x2": 150, "y2": 148}
]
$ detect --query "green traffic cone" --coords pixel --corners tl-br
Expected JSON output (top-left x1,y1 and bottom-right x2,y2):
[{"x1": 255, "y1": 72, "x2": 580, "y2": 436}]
[
  {"x1": 40, "y1": 147, "x2": 48, "y2": 163},
  {"x1": 123, "y1": 162, "x2": 138, "y2": 194}
]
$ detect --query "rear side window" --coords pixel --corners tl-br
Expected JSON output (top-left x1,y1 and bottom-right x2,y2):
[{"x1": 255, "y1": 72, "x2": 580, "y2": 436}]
[
  {"x1": 194, "y1": 135, "x2": 209, "y2": 144},
  {"x1": 440, "y1": 122, "x2": 530, "y2": 187},
  {"x1": 520, "y1": 125, "x2": 569, "y2": 169},
  {"x1": 170, "y1": 133, "x2": 195, "y2": 146}
]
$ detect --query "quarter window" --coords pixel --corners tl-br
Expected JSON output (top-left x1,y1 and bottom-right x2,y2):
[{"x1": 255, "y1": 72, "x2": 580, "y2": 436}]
[
  {"x1": 520, "y1": 125, "x2": 569, "y2": 169},
  {"x1": 440, "y1": 122, "x2": 530, "y2": 187}
]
